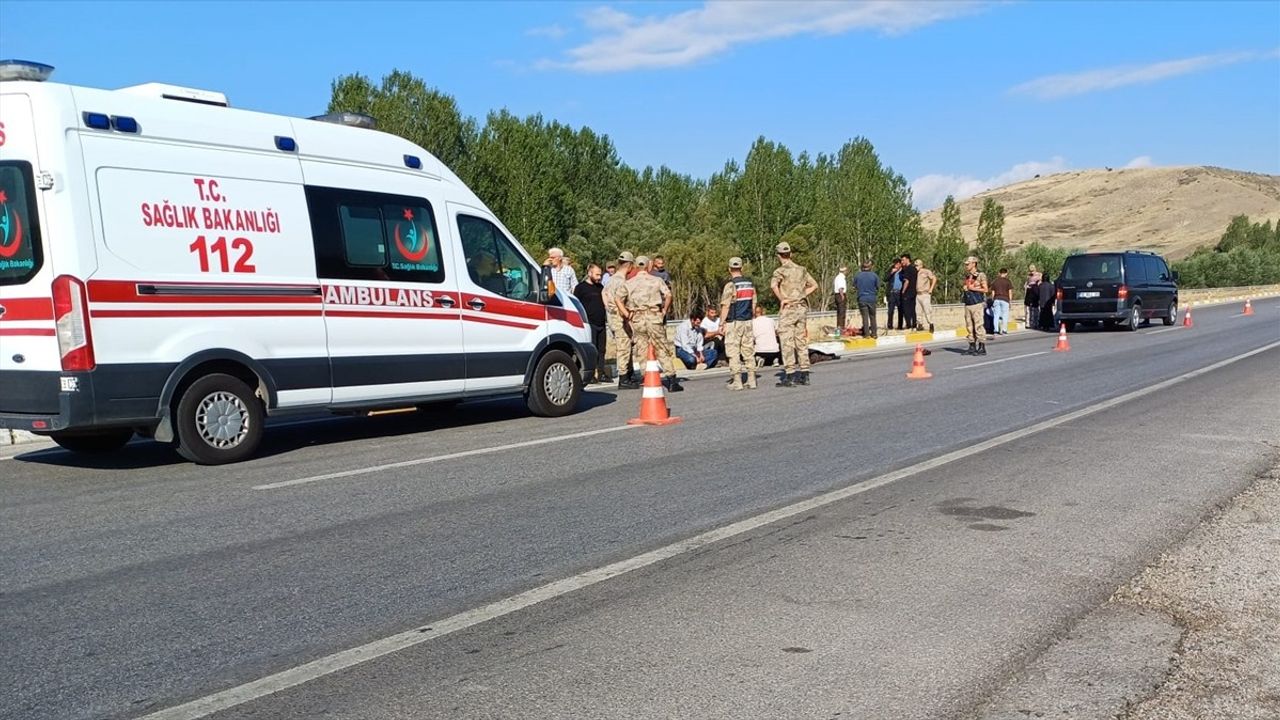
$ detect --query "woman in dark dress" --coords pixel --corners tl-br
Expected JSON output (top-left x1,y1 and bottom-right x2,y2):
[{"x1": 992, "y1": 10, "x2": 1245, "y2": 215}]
[{"x1": 1038, "y1": 273, "x2": 1057, "y2": 330}]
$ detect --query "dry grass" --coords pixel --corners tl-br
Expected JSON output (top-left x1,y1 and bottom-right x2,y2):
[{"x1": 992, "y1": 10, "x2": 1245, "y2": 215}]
[{"x1": 920, "y1": 166, "x2": 1280, "y2": 260}]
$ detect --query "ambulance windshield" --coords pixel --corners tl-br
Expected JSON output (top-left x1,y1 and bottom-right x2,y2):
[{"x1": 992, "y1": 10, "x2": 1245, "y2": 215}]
[{"x1": 0, "y1": 162, "x2": 43, "y2": 286}]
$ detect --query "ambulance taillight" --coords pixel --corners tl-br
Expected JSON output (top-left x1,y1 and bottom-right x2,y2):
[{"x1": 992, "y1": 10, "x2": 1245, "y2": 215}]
[{"x1": 52, "y1": 275, "x2": 96, "y2": 371}]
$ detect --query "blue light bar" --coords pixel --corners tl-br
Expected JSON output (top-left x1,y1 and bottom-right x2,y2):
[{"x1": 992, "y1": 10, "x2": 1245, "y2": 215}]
[
  {"x1": 404, "y1": 155, "x2": 422, "y2": 169},
  {"x1": 275, "y1": 136, "x2": 297, "y2": 152},
  {"x1": 83, "y1": 112, "x2": 110, "y2": 130},
  {"x1": 111, "y1": 116, "x2": 139, "y2": 133},
  {"x1": 0, "y1": 60, "x2": 55, "y2": 82}
]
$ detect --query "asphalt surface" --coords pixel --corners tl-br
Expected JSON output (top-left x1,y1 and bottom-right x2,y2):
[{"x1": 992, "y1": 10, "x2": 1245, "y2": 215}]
[{"x1": 2, "y1": 298, "x2": 1278, "y2": 720}]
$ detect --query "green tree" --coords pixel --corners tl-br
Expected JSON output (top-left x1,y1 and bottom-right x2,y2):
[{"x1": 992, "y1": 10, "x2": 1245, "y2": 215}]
[
  {"x1": 932, "y1": 196, "x2": 967, "y2": 303},
  {"x1": 975, "y1": 197, "x2": 1006, "y2": 273}
]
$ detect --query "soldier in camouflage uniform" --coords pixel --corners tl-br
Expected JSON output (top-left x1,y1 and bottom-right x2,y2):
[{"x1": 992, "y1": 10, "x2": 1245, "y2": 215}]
[
  {"x1": 719, "y1": 257, "x2": 758, "y2": 390},
  {"x1": 604, "y1": 251, "x2": 638, "y2": 389},
  {"x1": 614, "y1": 256, "x2": 683, "y2": 392},
  {"x1": 769, "y1": 241, "x2": 819, "y2": 387}
]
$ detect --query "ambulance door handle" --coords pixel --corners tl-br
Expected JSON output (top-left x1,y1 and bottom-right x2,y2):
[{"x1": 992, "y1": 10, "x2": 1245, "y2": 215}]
[
  {"x1": 468, "y1": 298, "x2": 486, "y2": 311},
  {"x1": 437, "y1": 296, "x2": 455, "y2": 309},
  {"x1": 0, "y1": 305, "x2": 6, "y2": 319}
]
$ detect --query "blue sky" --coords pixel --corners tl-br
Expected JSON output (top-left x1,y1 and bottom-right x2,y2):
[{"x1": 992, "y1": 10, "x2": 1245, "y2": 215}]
[{"x1": 2, "y1": 1, "x2": 1277, "y2": 209}]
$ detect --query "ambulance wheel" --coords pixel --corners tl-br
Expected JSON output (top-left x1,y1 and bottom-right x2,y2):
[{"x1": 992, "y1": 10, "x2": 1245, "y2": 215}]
[
  {"x1": 174, "y1": 373, "x2": 264, "y2": 465},
  {"x1": 50, "y1": 429, "x2": 134, "y2": 454},
  {"x1": 527, "y1": 350, "x2": 582, "y2": 417}
]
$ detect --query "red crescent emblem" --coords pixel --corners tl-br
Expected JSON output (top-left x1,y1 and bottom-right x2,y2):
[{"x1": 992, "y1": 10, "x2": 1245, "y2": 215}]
[
  {"x1": 394, "y1": 223, "x2": 429, "y2": 263},
  {"x1": 0, "y1": 209, "x2": 22, "y2": 259}
]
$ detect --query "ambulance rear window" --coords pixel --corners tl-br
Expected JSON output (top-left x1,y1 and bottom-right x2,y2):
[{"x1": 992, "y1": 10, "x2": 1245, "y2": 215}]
[{"x1": 0, "y1": 162, "x2": 43, "y2": 286}]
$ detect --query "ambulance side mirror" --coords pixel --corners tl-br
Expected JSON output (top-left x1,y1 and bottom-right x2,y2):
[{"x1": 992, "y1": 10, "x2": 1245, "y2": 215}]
[{"x1": 538, "y1": 265, "x2": 553, "y2": 303}]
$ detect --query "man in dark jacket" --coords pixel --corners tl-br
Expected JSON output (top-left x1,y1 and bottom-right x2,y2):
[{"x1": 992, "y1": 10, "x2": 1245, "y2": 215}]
[
  {"x1": 899, "y1": 253, "x2": 919, "y2": 331},
  {"x1": 1038, "y1": 272, "x2": 1057, "y2": 331},
  {"x1": 574, "y1": 264, "x2": 610, "y2": 383}
]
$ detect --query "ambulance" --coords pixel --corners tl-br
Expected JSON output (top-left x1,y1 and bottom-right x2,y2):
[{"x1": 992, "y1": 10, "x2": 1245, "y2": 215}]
[{"x1": 0, "y1": 61, "x2": 596, "y2": 464}]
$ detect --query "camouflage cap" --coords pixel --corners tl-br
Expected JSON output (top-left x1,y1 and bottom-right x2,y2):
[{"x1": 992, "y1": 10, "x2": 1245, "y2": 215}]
[
  {"x1": 728, "y1": 257, "x2": 743, "y2": 269},
  {"x1": 617, "y1": 251, "x2": 635, "y2": 263},
  {"x1": 635, "y1": 255, "x2": 650, "y2": 267},
  {"x1": 775, "y1": 241, "x2": 791, "y2": 254}
]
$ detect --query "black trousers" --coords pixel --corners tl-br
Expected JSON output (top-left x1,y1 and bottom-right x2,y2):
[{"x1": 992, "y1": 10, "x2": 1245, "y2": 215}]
[
  {"x1": 590, "y1": 323, "x2": 608, "y2": 379},
  {"x1": 902, "y1": 293, "x2": 917, "y2": 329},
  {"x1": 858, "y1": 301, "x2": 877, "y2": 338},
  {"x1": 887, "y1": 291, "x2": 901, "y2": 330},
  {"x1": 834, "y1": 293, "x2": 847, "y2": 331}
]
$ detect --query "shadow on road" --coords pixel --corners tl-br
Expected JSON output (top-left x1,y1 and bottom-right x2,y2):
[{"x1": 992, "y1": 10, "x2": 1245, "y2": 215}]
[{"x1": 14, "y1": 391, "x2": 619, "y2": 471}]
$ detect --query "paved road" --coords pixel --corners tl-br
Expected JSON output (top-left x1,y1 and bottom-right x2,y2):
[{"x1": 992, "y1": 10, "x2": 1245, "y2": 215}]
[{"x1": 2, "y1": 298, "x2": 1278, "y2": 720}]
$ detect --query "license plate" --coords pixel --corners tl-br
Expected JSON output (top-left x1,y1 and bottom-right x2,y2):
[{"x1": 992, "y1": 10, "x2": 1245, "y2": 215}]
[{"x1": 1078, "y1": 291, "x2": 1100, "y2": 298}]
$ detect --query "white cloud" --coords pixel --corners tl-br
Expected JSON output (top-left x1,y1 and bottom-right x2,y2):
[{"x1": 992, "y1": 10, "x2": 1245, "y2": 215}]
[
  {"x1": 537, "y1": 1, "x2": 989, "y2": 73},
  {"x1": 911, "y1": 157, "x2": 1070, "y2": 211},
  {"x1": 1010, "y1": 48, "x2": 1280, "y2": 100},
  {"x1": 527, "y1": 24, "x2": 570, "y2": 40},
  {"x1": 1123, "y1": 155, "x2": 1154, "y2": 169}
]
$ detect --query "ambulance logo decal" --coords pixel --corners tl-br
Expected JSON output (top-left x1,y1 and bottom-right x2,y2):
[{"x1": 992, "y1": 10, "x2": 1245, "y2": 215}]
[
  {"x1": 394, "y1": 208, "x2": 430, "y2": 263},
  {"x1": 0, "y1": 189, "x2": 23, "y2": 259}
]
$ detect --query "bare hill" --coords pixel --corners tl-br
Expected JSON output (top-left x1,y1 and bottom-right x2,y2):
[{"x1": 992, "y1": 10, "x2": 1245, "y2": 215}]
[{"x1": 920, "y1": 166, "x2": 1280, "y2": 260}]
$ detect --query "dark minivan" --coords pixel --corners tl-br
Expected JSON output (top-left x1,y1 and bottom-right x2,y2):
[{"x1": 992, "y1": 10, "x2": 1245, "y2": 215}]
[{"x1": 1056, "y1": 251, "x2": 1179, "y2": 331}]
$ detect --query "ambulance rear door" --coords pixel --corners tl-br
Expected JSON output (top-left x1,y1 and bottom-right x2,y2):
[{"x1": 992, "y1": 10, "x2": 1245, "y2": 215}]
[{"x1": 0, "y1": 90, "x2": 61, "y2": 417}]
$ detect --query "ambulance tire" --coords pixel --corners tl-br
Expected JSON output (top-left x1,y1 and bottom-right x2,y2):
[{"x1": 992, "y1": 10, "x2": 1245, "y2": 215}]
[
  {"x1": 526, "y1": 349, "x2": 582, "y2": 418},
  {"x1": 50, "y1": 429, "x2": 134, "y2": 455},
  {"x1": 174, "y1": 373, "x2": 265, "y2": 465}
]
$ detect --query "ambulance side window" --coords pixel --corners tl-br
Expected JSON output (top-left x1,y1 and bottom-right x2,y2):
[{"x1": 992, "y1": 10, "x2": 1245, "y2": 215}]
[
  {"x1": 305, "y1": 185, "x2": 445, "y2": 284},
  {"x1": 0, "y1": 162, "x2": 43, "y2": 287},
  {"x1": 457, "y1": 215, "x2": 536, "y2": 302}
]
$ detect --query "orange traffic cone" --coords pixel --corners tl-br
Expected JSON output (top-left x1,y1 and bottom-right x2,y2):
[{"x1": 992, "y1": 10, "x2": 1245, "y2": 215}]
[
  {"x1": 1244, "y1": 299, "x2": 1254, "y2": 316},
  {"x1": 906, "y1": 344, "x2": 933, "y2": 379},
  {"x1": 1183, "y1": 303, "x2": 1194, "y2": 328},
  {"x1": 1053, "y1": 323, "x2": 1071, "y2": 352},
  {"x1": 627, "y1": 345, "x2": 682, "y2": 426}
]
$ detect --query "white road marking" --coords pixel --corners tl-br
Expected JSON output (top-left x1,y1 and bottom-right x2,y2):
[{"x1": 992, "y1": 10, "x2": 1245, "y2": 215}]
[
  {"x1": 139, "y1": 339, "x2": 1280, "y2": 720},
  {"x1": 1147, "y1": 327, "x2": 1181, "y2": 335},
  {"x1": 956, "y1": 351, "x2": 1049, "y2": 369},
  {"x1": 254, "y1": 424, "x2": 641, "y2": 490}
]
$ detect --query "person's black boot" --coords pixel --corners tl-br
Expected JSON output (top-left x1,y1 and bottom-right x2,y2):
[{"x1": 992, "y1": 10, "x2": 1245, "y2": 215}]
[
  {"x1": 965, "y1": 343, "x2": 977, "y2": 356},
  {"x1": 664, "y1": 376, "x2": 684, "y2": 392},
  {"x1": 618, "y1": 373, "x2": 639, "y2": 390},
  {"x1": 776, "y1": 373, "x2": 794, "y2": 387},
  {"x1": 929, "y1": 323, "x2": 935, "y2": 333},
  {"x1": 977, "y1": 343, "x2": 987, "y2": 356},
  {"x1": 795, "y1": 371, "x2": 810, "y2": 386}
]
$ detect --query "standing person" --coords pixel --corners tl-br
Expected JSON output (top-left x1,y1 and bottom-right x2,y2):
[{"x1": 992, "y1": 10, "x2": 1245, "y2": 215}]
[
  {"x1": 1024, "y1": 264, "x2": 1042, "y2": 329},
  {"x1": 770, "y1": 241, "x2": 819, "y2": 387},
  {"x1": 991, "y1": 268, "x2": 1014, "y2": 335},
  {"x1": 1038, "y1": 271, "x2": 1057, "y2": 331},
  {"x1": 547, "y1": 247, "x2": 578, "y2": 297},
  {"x1": 853, "y1": 260, "x2": 881, "y2": 339},
  {"x1": 674, "y1": 310, "x2": 715, "y2": 370},
  {"x1": 650, "y1": 255, "x2": 671, "y2": 285},
  {"x1": 604, "y1": 251, "x2": 638, "y2": 389},
  {"x1": 752, "y1": 306, "x2": 781, "y2": 367},
  {"x1": 615, "y1": 256, "x2": 682, "y2": 392},
  {"x1": 833, "y1": 265, "x2": 848, "y2": 335},
  {"x1": 915, "y1": 258, "x2": 937, "y2": 333},
  {"x1": 602, "y1": 263, "x2": 616, "y2": 286},
  {"x1": 574, "y1": 264, "x2": 610, "y2": 383},
  {"x1": 719, "y1": 257, "x2": 758, "y2": 390},
  {"x1": 885, "y1": 259, "x2": 903, "y2": 333},
  {"x1": 962, "y1": 256, "x2": 989, "y2": 355},
  {"x1": 899, "y1": 253, "x2": 918, "y2": 331}
]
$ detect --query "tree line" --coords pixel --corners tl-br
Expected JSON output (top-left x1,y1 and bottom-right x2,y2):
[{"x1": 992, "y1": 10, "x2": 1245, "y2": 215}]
[
  {"x1": 1172, "y1": 215, "x2": 1280, "y2": 288},
  {"x1": 329, "y1": 69, "x2": 1264, "y2": 314}
]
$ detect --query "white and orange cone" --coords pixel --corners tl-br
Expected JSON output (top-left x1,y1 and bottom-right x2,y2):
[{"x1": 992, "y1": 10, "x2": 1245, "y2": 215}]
[
  {"x1": 1183, "y1": 303, "x2": 1194, "y2": 328},
  {"x1": 627, "y1": 345, "x2": 682, "y2": 426},
  {"x1": 1244, "y1": 299, "x2": 1254, "y2": 316},
  {"x1": 905, "y1": 344, "x2": 933, "y2": 380},
  {"x1": 1053, "y1": 323, "x2": 1071, "y2": 352}
]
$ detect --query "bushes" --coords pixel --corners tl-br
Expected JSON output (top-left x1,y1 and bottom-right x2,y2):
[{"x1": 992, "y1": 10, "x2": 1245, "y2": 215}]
[{"x1": 1174, "y1": 216, "x2": 1280, "y2": 288}]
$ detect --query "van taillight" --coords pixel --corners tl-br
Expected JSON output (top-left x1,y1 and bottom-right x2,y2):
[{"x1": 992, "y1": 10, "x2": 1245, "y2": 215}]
[
  {"x1": 52, "y1": 275, "x2": 96, "y2": 371},
  {"x1": 1056, "y1": 288, "x2": 1063, "y2": 301},
  {"x1": 1118, "y1": 285, "x2": 1129, "y2": 299}
]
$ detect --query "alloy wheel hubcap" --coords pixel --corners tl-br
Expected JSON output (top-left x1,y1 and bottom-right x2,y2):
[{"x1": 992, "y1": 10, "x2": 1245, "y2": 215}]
[
  {"x1": 196, "y1": 391, "x2": 249, "y2": 448},
  {"x1": 545, "y1": 363, "x2": 574, "y2": 406}
]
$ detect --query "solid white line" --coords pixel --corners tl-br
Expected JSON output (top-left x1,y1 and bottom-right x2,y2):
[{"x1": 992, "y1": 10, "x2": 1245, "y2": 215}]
[
  {"x1": 140, "y1": 339, "x2": 1280, "y2": 720},
  {"x1": 956, "y1": 351, "x2": 1049, "y2": 369},
  {"x1": 1147, "y1": 327, "x2": 1181, "y2": 335},
  {"x1": 253, "y1": 424, "x2": 641, "y2": 490}
]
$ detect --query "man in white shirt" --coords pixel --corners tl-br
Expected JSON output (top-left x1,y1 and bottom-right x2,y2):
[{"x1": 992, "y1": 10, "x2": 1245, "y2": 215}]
[
  {"x1": 752, "y1": 306, "x2": 781, "y2": 367},
  {"x1": 674, "y1": 309, "x2": 717, "y2": 370},
  {"x1": 833, "y1": 265, "x2": 848, "y2": 335},
  {"x1": 700, "y1": 305, "x2": 725, "y2": 367},
  {"x1": 547, "y1": 247, "x2": 578, "y2": 297}
]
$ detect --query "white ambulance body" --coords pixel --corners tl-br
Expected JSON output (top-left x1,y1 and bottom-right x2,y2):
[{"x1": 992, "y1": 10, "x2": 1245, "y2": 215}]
[{"x1": 0, "y1": 61, "x2": 596, "y2": 464}]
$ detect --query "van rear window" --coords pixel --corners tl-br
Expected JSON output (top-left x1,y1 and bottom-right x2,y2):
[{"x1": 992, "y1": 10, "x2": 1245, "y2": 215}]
[
  {"x1": 0, "y1": 162, "x2": 43, "y2": 286},
  {"x1": 1061, "y1": 254, "x2": 1121, "y2": 282}
]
